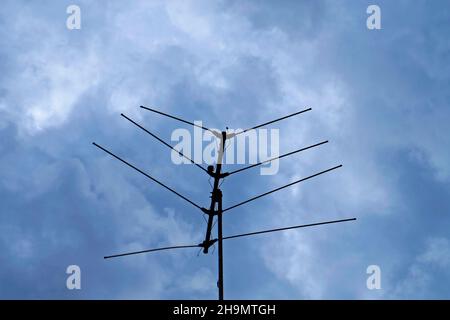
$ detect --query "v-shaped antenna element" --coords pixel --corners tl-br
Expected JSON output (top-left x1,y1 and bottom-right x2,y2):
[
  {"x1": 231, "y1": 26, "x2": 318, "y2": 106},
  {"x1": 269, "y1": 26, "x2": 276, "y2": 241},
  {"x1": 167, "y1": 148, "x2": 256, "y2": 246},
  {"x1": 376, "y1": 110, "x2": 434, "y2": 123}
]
[
  {"x1": 223, "y1": 165, "x2": 342, "y2": 213},
  {"x1": 140, "y1": 105, "x2": 216, "y2": 134},
  {"x1": 227, "y1": 140, "x2": 328, "y2": 176},
  {"x1": 232, "y1": 107, "x2": 312, "y2": 137},
  {"x1": 121, "y1": 113, "x2": 209, "y2": 174},
  {"x1": 92, "y1": 142, "x2": 202, "y2": 211}
]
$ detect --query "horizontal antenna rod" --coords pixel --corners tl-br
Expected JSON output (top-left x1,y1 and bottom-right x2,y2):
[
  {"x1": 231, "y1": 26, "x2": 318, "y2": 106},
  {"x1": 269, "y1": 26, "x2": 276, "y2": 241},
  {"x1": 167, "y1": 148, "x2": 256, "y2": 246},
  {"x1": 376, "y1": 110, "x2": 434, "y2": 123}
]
[
  {"x1": 92, "y1": 142, "x2": 202, "y2": 211},
  {"x1": 103, "y1": 217, "x2": 356, "y2": 259},
  {"x1": 222, "y1": 218, "x2": 356, "y2": 240},
  {"x1": 234, "y1": 108, "x2": 312, "y2": 137},
  {"x1": 227, "y1": 140, "x2": 328, "y2": 176},
  {"x1": 121, "y1": 113, "x2": 208, "y2": 174},
  {"x1": 104, "y1": 244, "x2": 199, "y2": 259},
  {"x1": 223, "y1": 165, "x2": 342, "y2": 213},
  {"x1": 140, "y1": 106, "x2": 214, "y2": 133}
]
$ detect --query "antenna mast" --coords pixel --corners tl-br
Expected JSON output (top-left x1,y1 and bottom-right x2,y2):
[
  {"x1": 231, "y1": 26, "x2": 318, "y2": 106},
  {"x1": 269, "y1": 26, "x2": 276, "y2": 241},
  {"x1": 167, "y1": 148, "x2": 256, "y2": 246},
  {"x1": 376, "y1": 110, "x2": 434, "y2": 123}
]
[{"x1": 94, "y1": 106, "x2": 356, "y2": 300}]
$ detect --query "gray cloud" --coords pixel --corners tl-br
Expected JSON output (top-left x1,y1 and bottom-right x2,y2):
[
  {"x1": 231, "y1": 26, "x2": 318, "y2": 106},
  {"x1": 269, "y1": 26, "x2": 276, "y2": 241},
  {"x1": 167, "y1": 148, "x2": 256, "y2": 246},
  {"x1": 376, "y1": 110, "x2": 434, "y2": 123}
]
[{"x1": 0, "y1": 0, "x2": 449, "y2": 299}]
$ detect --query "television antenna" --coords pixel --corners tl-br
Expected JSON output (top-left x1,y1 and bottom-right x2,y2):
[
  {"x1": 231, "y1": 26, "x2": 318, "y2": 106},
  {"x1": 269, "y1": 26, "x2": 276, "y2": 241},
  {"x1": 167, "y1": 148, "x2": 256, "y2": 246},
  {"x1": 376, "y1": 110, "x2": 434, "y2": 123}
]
[{"x1": 93, "y1": 106, "x2": 356, "y2": 300}]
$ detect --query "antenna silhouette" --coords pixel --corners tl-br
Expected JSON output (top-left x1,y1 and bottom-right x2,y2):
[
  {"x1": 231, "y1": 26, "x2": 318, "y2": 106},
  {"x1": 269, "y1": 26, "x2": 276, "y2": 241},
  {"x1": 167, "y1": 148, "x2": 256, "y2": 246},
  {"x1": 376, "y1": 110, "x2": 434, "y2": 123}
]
[{"x1": 93, "y1": 106, "x2": 356, "y2": 300}]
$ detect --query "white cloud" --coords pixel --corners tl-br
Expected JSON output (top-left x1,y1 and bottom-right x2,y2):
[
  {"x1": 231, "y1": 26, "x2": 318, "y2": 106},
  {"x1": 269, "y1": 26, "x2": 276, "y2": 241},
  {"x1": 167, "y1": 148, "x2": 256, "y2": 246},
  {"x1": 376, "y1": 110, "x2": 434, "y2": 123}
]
[
  {"x1": 261, "y1": 232, "x2": 324, "y2": 298},
  {"x1": 0, "y1": 6, "x2": 101, "y2": 135},
  {"x1": 390, "y1": 237, "x2": 450, "y2": 298},
  {"x1": 417, "y1": 237, "x2": 450, "y2": 269},
  {"x1": 178, "y1": 267, "x2": 215, "y2": 294}
]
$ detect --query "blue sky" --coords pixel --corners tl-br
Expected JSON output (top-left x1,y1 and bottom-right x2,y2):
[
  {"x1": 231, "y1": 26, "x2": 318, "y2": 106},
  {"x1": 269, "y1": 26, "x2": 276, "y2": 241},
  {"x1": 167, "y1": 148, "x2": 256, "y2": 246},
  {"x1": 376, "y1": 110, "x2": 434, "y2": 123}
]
[{"x1": 0, "y1": 0, "x2": 450, "y2": 299}]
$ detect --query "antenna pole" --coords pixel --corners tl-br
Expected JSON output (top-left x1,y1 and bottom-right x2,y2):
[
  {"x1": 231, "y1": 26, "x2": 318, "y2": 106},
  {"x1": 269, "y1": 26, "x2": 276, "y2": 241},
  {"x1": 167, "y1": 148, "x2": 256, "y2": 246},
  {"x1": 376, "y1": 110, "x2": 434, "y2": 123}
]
[
  {"x1": 199, "y1": 131, "x2": 227, "y2": 299},
  {"x1": 217, "y1": 188, "x2": 224, "y2": 301},
  {"x1": 201, "y1": 131, "x2": 227, "y2": 253}
]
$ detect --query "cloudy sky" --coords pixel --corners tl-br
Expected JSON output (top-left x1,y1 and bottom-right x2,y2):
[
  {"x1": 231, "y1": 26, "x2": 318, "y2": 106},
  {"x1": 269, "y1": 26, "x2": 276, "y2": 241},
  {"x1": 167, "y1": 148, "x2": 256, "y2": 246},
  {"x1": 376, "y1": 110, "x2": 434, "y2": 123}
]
[{"x1": 1, "y1": 0, "x2": 449, "y2": 299}]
